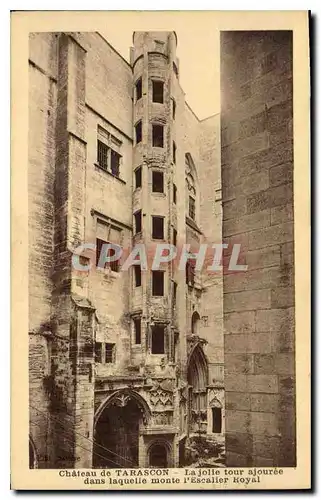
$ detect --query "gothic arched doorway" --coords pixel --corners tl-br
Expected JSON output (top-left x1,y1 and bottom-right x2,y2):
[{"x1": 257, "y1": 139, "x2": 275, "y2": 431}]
[
  {"x1": 187, "y1": 343, "x2": 208, "y2": 433},
  {"x1": 93, "y1": 390, "x2": 150, "y2": 469}
]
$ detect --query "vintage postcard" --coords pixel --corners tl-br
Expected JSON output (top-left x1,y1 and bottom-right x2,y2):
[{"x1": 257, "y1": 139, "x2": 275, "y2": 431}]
[{"x1": 11, "y1": 10, "x2": 310, "y2": 490}]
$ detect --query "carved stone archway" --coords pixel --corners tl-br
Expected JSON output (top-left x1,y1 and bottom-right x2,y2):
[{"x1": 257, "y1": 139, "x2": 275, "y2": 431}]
[
  {"x1": 93, "y1": 390, "x2": 151, "y2": 469},
  {"x1": 187, "y1": 342, "x2": 208, "y2": 433}
]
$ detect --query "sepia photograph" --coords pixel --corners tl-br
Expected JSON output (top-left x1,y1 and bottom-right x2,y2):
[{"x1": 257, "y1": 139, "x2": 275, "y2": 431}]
[{"x1": 11, "y1": 10, "x2": 310, "y2": 490}]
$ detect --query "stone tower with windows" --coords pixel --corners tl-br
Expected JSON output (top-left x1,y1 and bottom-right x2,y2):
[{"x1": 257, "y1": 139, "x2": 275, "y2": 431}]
[{"x1": 28, "y1": 30, "x2": 224, "y2": 469}]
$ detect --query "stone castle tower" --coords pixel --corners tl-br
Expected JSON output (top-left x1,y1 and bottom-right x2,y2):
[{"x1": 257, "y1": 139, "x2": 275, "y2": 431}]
[{"x1": 28, "y1": 30, "x2": 223, "y2": 469}]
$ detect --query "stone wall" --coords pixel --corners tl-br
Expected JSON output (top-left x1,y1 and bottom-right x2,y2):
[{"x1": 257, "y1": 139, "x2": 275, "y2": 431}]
[{"x1": 221, "y1": 31, "x2": 295, "y2": 467}]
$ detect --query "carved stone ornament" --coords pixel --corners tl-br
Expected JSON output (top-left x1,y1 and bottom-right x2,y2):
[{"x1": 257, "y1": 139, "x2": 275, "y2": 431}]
[
  {"x1": 209, "y1": 396, "x2": 222, "y2": 408},
  {"x1": 112, "y1": 393, "x2": 131, "y2": 408},
  {"x1": 149, "y1": 382, "x2": 173, "y2": 408}
]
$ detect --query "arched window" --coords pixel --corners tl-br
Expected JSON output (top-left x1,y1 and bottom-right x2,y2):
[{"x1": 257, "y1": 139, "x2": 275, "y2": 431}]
[
  {"x1": 187, "y1": 343, "x2": 208, "y2": 413},
  {"x1": 191, "y1": 311, "x2": 200, "y2": 335}
]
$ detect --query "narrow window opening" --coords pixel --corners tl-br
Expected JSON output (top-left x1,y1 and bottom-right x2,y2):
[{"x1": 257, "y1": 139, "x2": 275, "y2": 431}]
[
  {"x1": 212, "y1": 407, "x2": 222, "y2": 433},
  {"x1": 152, "y1": 271, "x2": 164, "y2": 296},
  {"x1": 173, "y1": 184, "x2": 177, "y2": 204},
  {"x1": 134, "y1": 318, "x2": 141, "y2": 345},
  {"x1": 151, "y1": 325, "x2": 165, "y2": 354},
  {"x1": 95, "y1": 342, "x2": 102, "y2": 363},
  {"x1": 110, "y1": 150, "x2": 121, "y2": 177},
  {"x1": 173, "y1": 61, "x2": 179, "y2": 77},
  {"x1": 134, "y1": 210, "x2": 142, "y2": 234},
  {"x1": 152, "y1": 171, "x2": 164, "y2": 193},
  {"x1": 186, "y1": 259, "x2": 196, "y2": 286},
  {"x1": 152, "y1": 81, "x2": 164, "y2": 103},
  {"x1": 152, "y1": 216, "x2": 164, "y2": 240},
  {"x1": 97, "y1": 140, "x2": 108, "y2": 171},
  {"x1": 135, "y1": 166, "x2": 142, "y2": 189},
  {"x1": 173, "y1": 281, "x2": 177, "y2": 307},
  {"x1": 135, "y1": 121, "x2": 142, "y2": 144},
  {"x1": 152, "y1": 124, "x2": 164, "y2": 148},
  {"x1": 173, "y1": 228, "x2": 177, "y2": 247},
  {"x1": 189, "y1": 196, "x2": 196, "y2": 220},
  {"x1": 173, "y1": 141, "x2": 176, "y2": 164},
  {"x1": 105, "y1": 343, "x2": 115, "y2": 364},
  {"x1": 172, "y1": 99, "x2": 176, "y2": 120},
  {"x1": 136, "y1": 78, "x2": 142, "y2": 101},
  {"x1": 134, "y1": 265, "x2": 142, "y2": 287}
]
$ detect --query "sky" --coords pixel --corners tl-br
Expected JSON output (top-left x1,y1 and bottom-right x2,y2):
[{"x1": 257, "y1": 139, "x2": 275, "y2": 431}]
[{"x1": 101, "y1": 14, "x2": 220, "y2": 120}]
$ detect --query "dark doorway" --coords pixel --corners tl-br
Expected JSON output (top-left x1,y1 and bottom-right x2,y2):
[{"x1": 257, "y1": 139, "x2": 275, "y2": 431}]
[
  {"x1": 149, "y1": 443, "x2": 168, "y2": 468},
  {"x1": 94, "y1": 397, "x2": 142, "y2": 468},
  {"x1": 179, "y1": 438, "x2": 186, "y2": 467},
  {"x1": 212, "y1": 407, "x2": 222, "y2": 433}
]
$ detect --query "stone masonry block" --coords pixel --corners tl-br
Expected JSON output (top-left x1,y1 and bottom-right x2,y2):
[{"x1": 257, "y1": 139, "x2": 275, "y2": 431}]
[
  {"x1": 271, "y1": 286, "x2": 295, "y2": 308},
  {"x1": 247, "y1": 374, "x2": 278, "y2": 393},
  {"x1": 255, "y1": 307, "x2": 294, "y2": 333},
  {"x1": 224, "y1": 311, "x2": 255, "y2": 334},
  {"x1": 250, "y1": 393, "x2": 279, "y2": 413},
  {"x1": 248, "y1": 222, "x2": 293, "y2": 250},
  {"x1": 225, "y1": 353, "x2": 254, "y2": 374},
  {"x1": 246, "y1": 245, "x2": 281, "y2": 270},
  {"x1": 225, "y1": 374, "x2": 247, "y2": 393},
  {"x1": 226, "y1": 432, "x2": 253, "y2": 456},
  {"x1": 250, "y1": 411, "x2": 278, "y2": 436},
  {"x1": 226, "y1": 391, "x2": 251, "y2": 411},
  {"x1": 269, "y1": 162, "x2": 293, "y2": 187},
  {"x1": 226, "y1": 410, "x2": 251, "y2": 433},
  {"x1": 223, "y1": 209, "x2": 270, "y2": 237},
  {"x1": 246, "y1": 183, "x2": 293, "y2": 214},
  {"x1": 224, "y1": 289, "x2": 271, "y2": 312}
]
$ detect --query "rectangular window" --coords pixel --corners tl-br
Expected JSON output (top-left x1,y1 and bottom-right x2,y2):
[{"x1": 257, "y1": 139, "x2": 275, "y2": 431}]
[
  {"x1": 189, "y1": 196, "x2": 196, "y2": 220},
  {"x1": 134, "y1": 265, "x2": 141, "y2": 287},
  {"x1": 152, "y1": 216, "x2": 164, "y2": 240},
  {"x1": 173, "y1": 141, "x2": 176, "y2": 164},
  {"x1": 212, "y1": 407, "x2": 222, "y2": 433},
  {"x1": 135, "y1": 121, "x2": 142, "y2": 144},
  {"x1": 135, "y1": 166, "x2": 142, "y2": 189},
  {"x1": 173, "y1": 281, "x2": 177, "y2": 307},
  {"x1": 96, "y1": 238, "x2": 120, "y2": 272},
  {"x1": 134, "y1": 210, "x2": 142, "y2": 234},
  {"x1": 152, "y1": 270, "x2": 164, "y2": 296},
  {"x1": 110, "y1": 150, "x2": 121, "y2": 177},
  {"x1": 105, "y1": 343, "x2": 115, "y2": 363},
  {"x1": 136, "y1": 78, "x2": 142, "y2": 101},
  {"x1": 134, "y1": 318, "x2": 141, "y2": 344},
  {"x1": 95, "y1": 342, "x2": 102, "y2": 363},
  {"x1": 173, "y1": 184, "x2": 177, "y2": 204},
  {"x1": 152, "y1": 124, "x2": 164, "y2": 148},
  {"x1": 152, "y1": 81, "x2": 164, "y2": 103},
  {"x1": 97, "y1": 140, "x2": 108, "y2": 170},
  {"x1": 173, "y1": 228, "x2": 177, "y2": 247},
  {"x1": 152, "y1": 171, "x2": 164, "y2": 193},
  {"x1": 151, "y1": 325, "x2": 165, "y2": 354}
]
